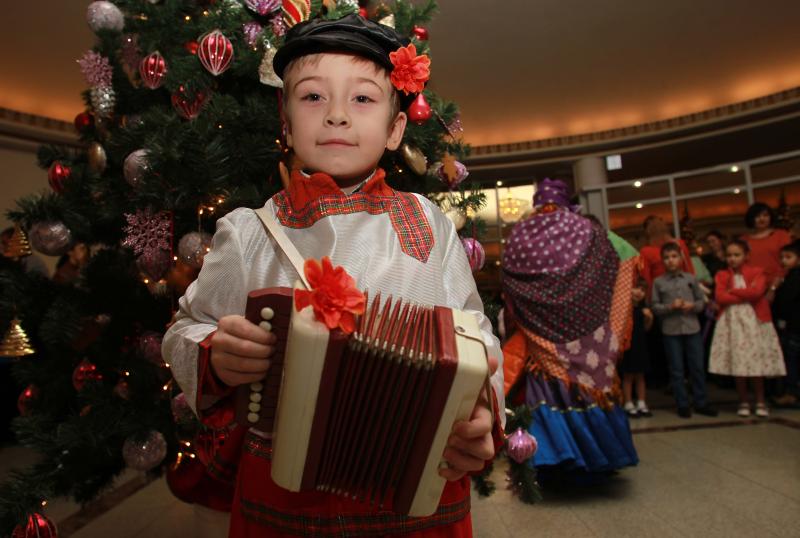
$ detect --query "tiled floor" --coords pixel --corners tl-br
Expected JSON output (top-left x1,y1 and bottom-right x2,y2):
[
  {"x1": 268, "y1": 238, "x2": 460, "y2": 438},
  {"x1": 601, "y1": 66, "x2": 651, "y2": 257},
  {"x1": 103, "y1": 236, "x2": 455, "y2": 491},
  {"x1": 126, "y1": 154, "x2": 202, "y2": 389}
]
[{"x1": 2, "y1": 387, "x2": 799, "y2": 537}]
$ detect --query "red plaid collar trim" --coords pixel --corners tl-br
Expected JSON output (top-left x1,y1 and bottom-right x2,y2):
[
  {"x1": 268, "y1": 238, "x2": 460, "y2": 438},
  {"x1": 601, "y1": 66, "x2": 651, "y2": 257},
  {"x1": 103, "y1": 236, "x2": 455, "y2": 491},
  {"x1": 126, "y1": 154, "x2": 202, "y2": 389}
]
[{"x1": 273, "y1": 169, "x2": 434, "y2": 263}]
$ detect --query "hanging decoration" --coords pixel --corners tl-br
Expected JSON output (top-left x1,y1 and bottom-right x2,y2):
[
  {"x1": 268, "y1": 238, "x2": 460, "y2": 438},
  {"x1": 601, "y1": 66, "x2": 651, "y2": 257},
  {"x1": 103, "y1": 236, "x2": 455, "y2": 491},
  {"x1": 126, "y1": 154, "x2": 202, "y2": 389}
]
[
  {"x1": 86, "y1": 1, "x2": 124, "y2": 33},
  {"x1": 17, "y1": 385, "x2": 39, "y2": 416},
  {"x1": 258, "y1": 42, "x2": 282, "y2": 87},
  {"x1": 87, "y1": 142, "x2": 108, "y2": 174},
  {"x1": 171, "y1": 86, "x2": 210, "y2": 120},
  {"x1": 282, "y1": 0, "x2": 311, "y2": 28},
  {"x1": 412, "y1": 25, "x2": 429, "y2": 41},
  {"x1": 434, "y1": 154, "x2": 468, "y2": 190},
  {"x1": 460, "y1": 237, "x2": 485, "y2": 272},
  {"x1": 139, "y1": 51, "x2": 168, "y2": 89},
  {"x1": 90, "y1": 86, "x2": 116, "y2": 118},
  {"x1": 123, "y1": 149, "x2": 151, "y2": 187},
  {"x1": 137, "y1": 249, "x2": 173, "y2": 282},
  {"x1": 400, "y1": 143, "x2": 427, "y2": 176},
  {"x1": 122, "y1": 430, "x2": 168, "y2": 471},
  {"x1": 242, "y1": 21, "x2": 264, "y2": 47},
  {"x1": 245, "y1": 0, "x2": 281, "y2": 16},
  {"x1": 378, "y1": 13, "x2": 395, "y2": 28},
  {"x1": 73, "y1": 112, "x2": 95, "y2": 134},
  {"x1": 47, "y1": 162, "x2": 71, "y2": 194},
  {"x1": 122, "y1": 208, "x2": 172, "y2": 261},
  {"x1": 198, "y1": 30, "x2": 234, "y2": 76},
  {"x1": 506, "y1": 427, "x2": 538, "y2": 464},
  {"x1": 28, "y1": 221, "x2": 73, "y2": 256},
  {"x1": 11, "y1": 513, "x2": 58, "y2": 538},
  {"x1": 407, "y1": 93, "x2": 432, "y2": 125},
  {"x1": 78, "y1": 50, "x2": 113, "y2": 88},
  {"x1": 2, "y1": 225, "x2": 33, "y2": 258},
  {"x1": 0, "y1": 317, "x2": 36, "y2": 358},
  {"x1": 177, "y1": 231, "x2": 213, "y2": 268},
  {"x1": 72, "y1": 359, "x2": 103, "y2": 391}
]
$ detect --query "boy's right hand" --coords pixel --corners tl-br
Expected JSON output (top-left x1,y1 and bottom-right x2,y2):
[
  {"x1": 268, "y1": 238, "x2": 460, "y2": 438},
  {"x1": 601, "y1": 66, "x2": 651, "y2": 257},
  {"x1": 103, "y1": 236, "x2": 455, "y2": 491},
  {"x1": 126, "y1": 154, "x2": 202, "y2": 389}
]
[{"x1": 210, "y1": 315, "x2": 276, "y2": 387}]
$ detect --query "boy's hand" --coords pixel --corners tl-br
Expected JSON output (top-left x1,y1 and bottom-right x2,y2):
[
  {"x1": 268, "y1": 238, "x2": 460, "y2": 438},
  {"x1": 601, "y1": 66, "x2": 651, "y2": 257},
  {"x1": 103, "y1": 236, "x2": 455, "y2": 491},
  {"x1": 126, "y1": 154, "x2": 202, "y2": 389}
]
[
  {"x1": 210, "y1": 315, "x2": 276, "y2": 387},
  {"x1": 439, "y1": 355, "x2": 498, "y2": 481},
  {"x1": 670, "y1": 298, "x2": 684, "y2": 310},
  {"x1": 680, "y1": 301, "x2": 695, "y2": 313}
]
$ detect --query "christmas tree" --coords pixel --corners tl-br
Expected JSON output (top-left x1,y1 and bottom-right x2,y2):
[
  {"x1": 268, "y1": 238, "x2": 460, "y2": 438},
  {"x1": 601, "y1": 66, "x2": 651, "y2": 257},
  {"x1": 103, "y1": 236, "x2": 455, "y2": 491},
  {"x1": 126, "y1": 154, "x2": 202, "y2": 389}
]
[{"x1": 0, "y1": 1, "x2": 487, "y2": 534}]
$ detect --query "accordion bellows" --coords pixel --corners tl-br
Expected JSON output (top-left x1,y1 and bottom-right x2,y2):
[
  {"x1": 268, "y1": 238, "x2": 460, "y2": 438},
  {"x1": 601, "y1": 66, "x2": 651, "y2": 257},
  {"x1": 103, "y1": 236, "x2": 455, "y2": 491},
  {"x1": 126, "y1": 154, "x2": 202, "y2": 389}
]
[{"x1": 237, "y1": 285, "x2": 488, "y2": 517}]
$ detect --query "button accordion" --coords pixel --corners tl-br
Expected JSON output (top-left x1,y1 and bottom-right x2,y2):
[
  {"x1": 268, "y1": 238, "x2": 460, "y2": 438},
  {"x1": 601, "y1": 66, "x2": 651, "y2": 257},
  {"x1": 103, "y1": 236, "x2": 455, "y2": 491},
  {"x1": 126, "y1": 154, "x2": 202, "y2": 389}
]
[{"x1": 235, "y1": 286, "x2": 489, "y2": 517}]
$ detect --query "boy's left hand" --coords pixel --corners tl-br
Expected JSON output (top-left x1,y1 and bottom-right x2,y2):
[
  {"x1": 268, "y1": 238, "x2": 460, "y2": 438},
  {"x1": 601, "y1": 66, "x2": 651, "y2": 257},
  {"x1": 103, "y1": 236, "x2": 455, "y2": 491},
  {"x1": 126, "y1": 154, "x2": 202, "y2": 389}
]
[{"x1": 439, "y1": 356, "x2": 498, "y2": 481}]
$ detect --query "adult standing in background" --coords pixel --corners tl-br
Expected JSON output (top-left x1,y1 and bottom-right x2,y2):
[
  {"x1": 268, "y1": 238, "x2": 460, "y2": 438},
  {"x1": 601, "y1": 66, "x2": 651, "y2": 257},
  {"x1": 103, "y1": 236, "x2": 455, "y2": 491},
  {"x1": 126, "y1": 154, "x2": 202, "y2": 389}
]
[
  {"x1": 639, "y1": 216, "x2": 695, "y2": 290},
  {"x1": 702, "y1": 230, "x2": 728, "y2": 281},
  {"x1": 743, "y1": 202, "x2": 792, "y2": 297}
]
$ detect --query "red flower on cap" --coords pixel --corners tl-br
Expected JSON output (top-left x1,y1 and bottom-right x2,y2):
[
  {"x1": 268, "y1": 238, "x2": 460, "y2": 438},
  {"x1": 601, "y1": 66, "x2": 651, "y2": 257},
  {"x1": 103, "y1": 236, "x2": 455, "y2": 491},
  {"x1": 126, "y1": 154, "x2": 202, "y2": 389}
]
[
  {"x1": 389, "y1": 44, "x2": 430, "y2": 95},
  {"x1": 294, "y1": 256, "x2": 366, "y2": 334}
]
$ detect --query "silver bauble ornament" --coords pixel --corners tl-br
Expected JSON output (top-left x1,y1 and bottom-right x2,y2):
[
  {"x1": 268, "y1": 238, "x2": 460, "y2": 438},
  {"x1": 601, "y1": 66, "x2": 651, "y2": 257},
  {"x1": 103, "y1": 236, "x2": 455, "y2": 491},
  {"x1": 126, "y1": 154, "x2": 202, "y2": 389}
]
[
  {"x1": 177, "y1": 231, "x2": 213, "y2": 269},
  {"x1": 87, "y1": 1, "x2": 125, "y2": 33},
  {"x1": 401, "y1": 143, "x2": 427, "y2": 176},
  {"x1": 122, "y1": 430, "x2": 167, "y2": 471},
  {"x1": 90, "y1": 86, "x2": 116, "y2": 117},
  {"x1": 28, "y1": 221, "x2": 73, "y2": 256},
  {"x1": 87, "y1": 142, "x2": 107, "y2": 174},
  {"x1": 123, "y1": 149, "x2": 150, "y2": 187}
]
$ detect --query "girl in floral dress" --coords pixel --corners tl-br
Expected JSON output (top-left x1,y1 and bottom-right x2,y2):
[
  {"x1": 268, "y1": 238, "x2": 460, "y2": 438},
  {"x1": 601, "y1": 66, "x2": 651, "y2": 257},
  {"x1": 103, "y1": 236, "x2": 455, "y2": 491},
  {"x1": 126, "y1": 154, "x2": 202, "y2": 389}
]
[{"x1": 709, "y1": 239, "x2": 785, "y2": 417}]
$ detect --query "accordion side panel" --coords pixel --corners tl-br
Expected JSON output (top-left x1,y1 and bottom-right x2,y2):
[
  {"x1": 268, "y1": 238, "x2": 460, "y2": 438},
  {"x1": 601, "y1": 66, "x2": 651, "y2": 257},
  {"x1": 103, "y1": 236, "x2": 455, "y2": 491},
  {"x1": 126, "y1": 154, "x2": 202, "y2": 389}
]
[
  {"x1": 270, "y1": 305, "x2": 331, "y2": 491},
  {"x1": 407, "y1": 309, "x2": 488, "y2": 517}
]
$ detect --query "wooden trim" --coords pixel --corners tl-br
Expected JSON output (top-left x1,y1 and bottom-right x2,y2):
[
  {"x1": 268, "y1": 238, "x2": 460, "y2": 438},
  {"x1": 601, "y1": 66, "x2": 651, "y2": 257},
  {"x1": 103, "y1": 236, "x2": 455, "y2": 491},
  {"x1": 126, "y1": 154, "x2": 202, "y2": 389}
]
[{"x1": 0, "y1": 107, "x2": 80, "y2": 152}]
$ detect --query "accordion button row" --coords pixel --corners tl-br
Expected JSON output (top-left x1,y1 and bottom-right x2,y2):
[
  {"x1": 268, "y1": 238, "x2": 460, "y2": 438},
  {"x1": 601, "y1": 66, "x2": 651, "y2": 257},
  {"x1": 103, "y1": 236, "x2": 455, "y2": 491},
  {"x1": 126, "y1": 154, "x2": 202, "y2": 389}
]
[
  {"x1": 250, "y1": 392, "x2": 262, "y2": 403},
  {"x1": 249, "y1": 402, "x2": 261, "y2": 413},
  {"x1": 247, "y1": 412, "x2": 259, "y2": 423},
  {"x1": 261, "y1": 307, "x2": 275, "y2": 320},
  {"x1": 251, "y1": 382, "x2": 264, "y2": 392}
]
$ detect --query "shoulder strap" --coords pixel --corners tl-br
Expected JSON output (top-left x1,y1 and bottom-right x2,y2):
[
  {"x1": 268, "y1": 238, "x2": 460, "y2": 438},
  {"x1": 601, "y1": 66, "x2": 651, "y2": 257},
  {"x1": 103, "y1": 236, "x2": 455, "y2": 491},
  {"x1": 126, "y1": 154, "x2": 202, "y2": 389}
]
[{"x1": 253, "y1": 207, "x2": 310, "y2": 289}]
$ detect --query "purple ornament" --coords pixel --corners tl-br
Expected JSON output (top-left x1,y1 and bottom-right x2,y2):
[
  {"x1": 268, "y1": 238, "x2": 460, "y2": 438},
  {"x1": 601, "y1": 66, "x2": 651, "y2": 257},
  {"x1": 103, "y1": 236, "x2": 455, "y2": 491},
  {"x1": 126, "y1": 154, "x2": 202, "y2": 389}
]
[
  {"x1": 123, "y1": 149, "x2": 150, "y2": 187},
  {"x1": 138, "y1": 331, "x2": 164, "y2": 365},
  {"x1": 122, "y1": 430, "x2": 167, "y2": 471},
  {"x1": 506, "y1": 427, "x2": 538, "y2": 464},
  {"x1": 78, "y1": 50, "x2": 113, "y2": 88},
  {"x1": 178, "y1": 231, "x2": 213, "y2": 269},
  {"x1": 460, "y1": 237, "x2": 485, "y2": 272},
  {"x1": 29, "y1": 221, "x2": 73, "y2": 256},
  {"x1": 242, "y1": 21, "x2": 264, "y2": 46},
  {"x1": 271, "y1": 13, "x2": 287, "y2": 36},
  {"x1": 245, "y1": 0, "x2": 281, "y2": 15},
  {"x1": 122, "y1": 208, "x2": 171, "y2": 258},
  {"x1": 435, "y1": 160, "x2": 469, "y2": 190},
  {"x1": 137, "y1": 248, "x2": 172, "y2": 281}
]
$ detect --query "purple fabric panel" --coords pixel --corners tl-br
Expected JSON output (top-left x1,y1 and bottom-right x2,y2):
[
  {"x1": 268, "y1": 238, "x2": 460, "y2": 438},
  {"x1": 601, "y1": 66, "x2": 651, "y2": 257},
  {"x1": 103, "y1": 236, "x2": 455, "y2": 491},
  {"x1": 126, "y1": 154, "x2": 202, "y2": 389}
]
[{"x1": 554, "y1": 323, "x2": 620, "y2": 392}]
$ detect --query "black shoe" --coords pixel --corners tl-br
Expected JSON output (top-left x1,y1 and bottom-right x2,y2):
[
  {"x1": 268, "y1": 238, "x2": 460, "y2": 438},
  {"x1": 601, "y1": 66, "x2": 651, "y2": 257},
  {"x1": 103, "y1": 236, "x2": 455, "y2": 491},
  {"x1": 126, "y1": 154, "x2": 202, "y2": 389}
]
[
  {"x1": 694, "y1": 406, "x2": 718, "y2": 417},
  {"x1": 677, "y1": 407, "x2": 692, "y2": 418}
]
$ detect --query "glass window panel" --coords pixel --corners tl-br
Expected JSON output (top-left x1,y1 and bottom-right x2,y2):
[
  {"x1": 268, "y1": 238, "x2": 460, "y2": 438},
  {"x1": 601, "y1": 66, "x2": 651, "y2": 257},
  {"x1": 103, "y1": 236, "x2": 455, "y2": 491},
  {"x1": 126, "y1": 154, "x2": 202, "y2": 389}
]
[
  {"x1": 606, "y1": 178, "x2": 670, "y2": 206},
  {"x1": 751, "y1": 156, "x2": 800, "y2": 184},
  {"x1": 674, "y1": 170, "x2": 744, "y2": 196},
  {"x1": 608, "y1": 201, "x2": 674, "y2": 249},
  {"x1": 754, "y1": 182, "x2": 800, "y2": 236},
  {"x1": 677, "y1": 193, "x2": 751, "y2": 246}
]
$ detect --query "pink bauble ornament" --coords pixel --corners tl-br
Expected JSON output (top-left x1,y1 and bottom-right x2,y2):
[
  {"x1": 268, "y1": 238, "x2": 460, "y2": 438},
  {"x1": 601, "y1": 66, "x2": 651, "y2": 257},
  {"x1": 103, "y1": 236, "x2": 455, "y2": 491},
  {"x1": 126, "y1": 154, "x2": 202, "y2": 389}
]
[
  {"x1": 171, "y1": 86, "x2": 209, "y2": 120},
  {"x1": 48, "y1": 162, "x2": 71, "y2": 193},
  {"x1": 506, "y1": 427, "x2": 538, "y2": 464},
  {"x1": 461, "y1": 237, "x2": 485, "y2": 272},
  {"x1": 72, "y1": 359, "x2": 103, "y2": 391},
  {"x1": 122, "y1": 430, "x2": 168, "y2": 471},
  {"x1": 407, "y1": 93, "x2": 432, "y2": 125},
  {"x1": 12, "y1": 513, "x2": 58, "y2": 538},
  {"x1": 29, "y1": 221, "x2": 72, "y2": 256},
  {"x1": 139, "y1": 51, "x2": 168, "y2": 89},
  {"x1": 177, "y1": 231, "x2": 213, "y2": 268},
  {"x1": 242, "y1": 21, "x2": 264, "y2": 46},
  {"x1": 123, "y1": 149, "x2": 150, "y2": 187},
  {"x1": 197, "y1": 30, "x2": 234, "y2": 76},
  {"x1": 245, "y1": 0, "x2": 281, "y2": 15},
  {"x1": 435, "y1": 159, "x2": 469, "y2": 190},
  {"x1": 138, "y1": 331, "x2": 164, "y2": 365}
]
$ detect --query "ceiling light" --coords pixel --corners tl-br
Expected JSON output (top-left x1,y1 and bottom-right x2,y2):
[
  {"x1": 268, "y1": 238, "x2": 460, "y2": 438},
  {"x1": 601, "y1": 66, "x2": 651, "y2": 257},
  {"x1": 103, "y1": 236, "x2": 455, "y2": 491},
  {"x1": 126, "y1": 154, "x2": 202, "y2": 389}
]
[
  {"x1": 496, "y1": 180, "x2": 503, "y2": 187},
  {"x1": 635, "y1": 203, "x2": 643, "y2": 209},
  {"x1": 633, "y1": 180, "x2": 642, "y2": 188},
  {"x1": 730, "y1": 165, "x2": 739, "y2": 173},
  {"x1": 733, "y1": 188, "x2": 741, "y2": 194}
]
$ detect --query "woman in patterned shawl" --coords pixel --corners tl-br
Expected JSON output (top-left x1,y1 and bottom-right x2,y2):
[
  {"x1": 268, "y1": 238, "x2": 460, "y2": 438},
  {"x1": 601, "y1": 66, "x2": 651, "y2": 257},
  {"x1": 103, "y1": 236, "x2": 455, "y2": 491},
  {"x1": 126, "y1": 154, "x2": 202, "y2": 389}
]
[{"x1": 502, "y1": 178, "x2": 639, "y2": 478}]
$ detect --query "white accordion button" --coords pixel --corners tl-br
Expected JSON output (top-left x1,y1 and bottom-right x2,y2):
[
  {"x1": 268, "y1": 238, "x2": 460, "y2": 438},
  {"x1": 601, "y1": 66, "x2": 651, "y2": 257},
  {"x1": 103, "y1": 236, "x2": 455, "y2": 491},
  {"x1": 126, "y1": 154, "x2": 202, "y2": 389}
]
[
  {"x1": 250, "y1": 382, "x2": 263, "y2": 392},
  {"x1": 260, "y1": 307, "x2": 275, "y2": 320},
  {"x1": 250, "y1": 392, "x2": 262, "y2": 403},
  {"x1": 247, "y1": 412, "x2": 259, "y2": 423},
  {"x1": 249, "y1": 402, "x2": 261, "y2": 413},
  {"x1": 259, "y1": 321, "x2": 272, "y2": 332}
]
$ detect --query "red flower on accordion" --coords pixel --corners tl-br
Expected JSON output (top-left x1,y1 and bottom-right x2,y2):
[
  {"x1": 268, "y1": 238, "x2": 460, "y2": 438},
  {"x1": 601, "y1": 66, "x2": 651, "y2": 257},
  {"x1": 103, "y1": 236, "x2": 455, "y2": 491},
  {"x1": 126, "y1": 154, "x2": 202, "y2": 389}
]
[
  {"x1": 389, "y1": 44, "x2": 430, "y2": 95},
  {"x1": 294, "y1": 257, "x2": 366, "y2": 334}
]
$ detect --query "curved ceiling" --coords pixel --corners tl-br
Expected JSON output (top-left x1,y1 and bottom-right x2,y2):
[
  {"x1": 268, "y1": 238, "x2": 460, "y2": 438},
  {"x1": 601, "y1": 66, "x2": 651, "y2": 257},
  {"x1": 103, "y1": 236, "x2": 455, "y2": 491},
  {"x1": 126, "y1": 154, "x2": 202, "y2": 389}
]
[{"x1": 2, "y1": 1, "x2": 800, "y2": 148}]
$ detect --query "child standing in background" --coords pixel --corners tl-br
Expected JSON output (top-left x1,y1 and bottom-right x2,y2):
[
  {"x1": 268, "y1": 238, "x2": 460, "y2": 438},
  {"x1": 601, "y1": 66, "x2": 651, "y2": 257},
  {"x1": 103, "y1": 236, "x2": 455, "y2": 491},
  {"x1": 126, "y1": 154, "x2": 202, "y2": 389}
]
[
  {"x1": 709, "y1": 239, "x2": 785, "y2": 417},
  {"x1": 771, "y1": 240, "x2": 800, "y2": 406},
  {"x1": 620, "y1": 279, "x2": 654, "y2": 417}
]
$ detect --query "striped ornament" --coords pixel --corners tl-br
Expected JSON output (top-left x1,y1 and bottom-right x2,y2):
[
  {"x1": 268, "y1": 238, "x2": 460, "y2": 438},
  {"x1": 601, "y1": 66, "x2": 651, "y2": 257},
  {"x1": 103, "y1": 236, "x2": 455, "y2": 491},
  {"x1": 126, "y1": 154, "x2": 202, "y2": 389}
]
[
  {"x1": 197, "y1": 29, "x2": 234, "y2": 76},
  {"x1": 282, "y1": 0, "x2": 311, "y2": 28},
  {"x1": 461, "y1": 237, "x2": 485, "y2": 272}
]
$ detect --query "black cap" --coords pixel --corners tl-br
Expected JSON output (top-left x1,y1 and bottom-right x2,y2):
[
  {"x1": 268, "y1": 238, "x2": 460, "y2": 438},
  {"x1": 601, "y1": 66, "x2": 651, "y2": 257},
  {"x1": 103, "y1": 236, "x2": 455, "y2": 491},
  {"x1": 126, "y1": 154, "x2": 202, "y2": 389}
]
[{"x1": 273, "y1": 13, "x2": 416, "y2": 106}]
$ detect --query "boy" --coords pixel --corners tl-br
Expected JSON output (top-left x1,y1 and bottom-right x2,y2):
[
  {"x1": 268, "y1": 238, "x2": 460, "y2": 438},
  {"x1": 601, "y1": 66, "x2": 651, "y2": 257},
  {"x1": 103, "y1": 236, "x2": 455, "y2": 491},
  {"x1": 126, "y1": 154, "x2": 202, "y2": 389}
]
[
  {"x1": 651, "y1": 242, "x2": 717, "y2": 418},
  {"x1": 772, "y1": 240, "x2": 800, "y2": 406},
  {"x1": 163, "y1": 14, "x2": 504, "y2": 537}
]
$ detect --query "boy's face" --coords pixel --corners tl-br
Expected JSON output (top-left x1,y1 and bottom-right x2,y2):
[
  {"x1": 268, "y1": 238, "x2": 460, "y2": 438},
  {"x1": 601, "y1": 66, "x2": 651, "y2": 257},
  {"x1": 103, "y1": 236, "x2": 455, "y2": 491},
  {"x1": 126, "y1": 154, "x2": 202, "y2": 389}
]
[
  {"x1": 662, "y1": 250, "x2": 682, "y2": 272},
  {"x1": 781, "y1": 250, "x2": 799, "y2": 270},
  {"x1": 284, "y1": 53, "x2": 407, "y2": 187}
]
